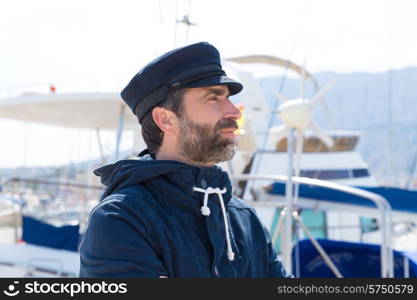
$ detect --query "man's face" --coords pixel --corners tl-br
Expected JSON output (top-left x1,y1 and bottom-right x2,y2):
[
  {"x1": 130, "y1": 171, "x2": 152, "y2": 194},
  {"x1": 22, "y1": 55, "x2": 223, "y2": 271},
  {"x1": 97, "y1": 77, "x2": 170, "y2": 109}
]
[{"x1": 176, "y1": 85, "x2": 242, "y2": 164}]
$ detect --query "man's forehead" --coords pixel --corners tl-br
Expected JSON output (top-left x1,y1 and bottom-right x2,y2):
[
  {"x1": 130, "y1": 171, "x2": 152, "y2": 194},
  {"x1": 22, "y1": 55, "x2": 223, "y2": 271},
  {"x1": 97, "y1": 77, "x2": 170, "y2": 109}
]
[{"x1": 187, "y1": 85, "x2": 230, "y2": 96}]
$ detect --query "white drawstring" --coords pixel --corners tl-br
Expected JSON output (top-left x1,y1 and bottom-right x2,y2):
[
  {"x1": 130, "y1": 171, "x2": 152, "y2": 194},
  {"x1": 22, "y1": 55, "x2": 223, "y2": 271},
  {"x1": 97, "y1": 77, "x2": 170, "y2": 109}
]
[{"x1": 193, "y1": 186, "x2": 235, "y2": 261}]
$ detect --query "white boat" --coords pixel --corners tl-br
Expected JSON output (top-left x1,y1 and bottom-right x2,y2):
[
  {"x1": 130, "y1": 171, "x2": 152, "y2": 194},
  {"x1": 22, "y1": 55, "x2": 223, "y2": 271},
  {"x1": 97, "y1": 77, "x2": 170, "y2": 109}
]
[
  {"x1": 0, "y1": 90, "x2": 132, "y2": 277},
  {"x1": 219, "y1": 58, "x2": 417, "y2": 277}
]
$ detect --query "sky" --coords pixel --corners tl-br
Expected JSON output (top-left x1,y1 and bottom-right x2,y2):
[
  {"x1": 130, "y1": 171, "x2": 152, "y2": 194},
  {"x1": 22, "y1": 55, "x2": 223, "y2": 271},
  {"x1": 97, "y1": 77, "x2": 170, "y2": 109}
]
[{"x1": 1, "y1": 0, "x2": 417, "y2": 167}]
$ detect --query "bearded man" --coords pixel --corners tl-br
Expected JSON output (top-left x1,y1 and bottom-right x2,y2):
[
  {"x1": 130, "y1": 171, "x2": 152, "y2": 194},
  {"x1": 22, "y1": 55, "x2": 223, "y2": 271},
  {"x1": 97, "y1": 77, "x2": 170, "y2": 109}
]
[{"x1": 79, "y1": 42, "x2": 292, "y2": 278}]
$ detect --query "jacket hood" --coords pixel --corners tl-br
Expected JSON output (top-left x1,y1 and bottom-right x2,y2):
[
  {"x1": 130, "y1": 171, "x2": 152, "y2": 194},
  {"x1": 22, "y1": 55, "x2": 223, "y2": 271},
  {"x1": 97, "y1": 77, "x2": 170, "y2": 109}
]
[{"x1": 94, "y1": 150, "x2": 233, "y2": 203}]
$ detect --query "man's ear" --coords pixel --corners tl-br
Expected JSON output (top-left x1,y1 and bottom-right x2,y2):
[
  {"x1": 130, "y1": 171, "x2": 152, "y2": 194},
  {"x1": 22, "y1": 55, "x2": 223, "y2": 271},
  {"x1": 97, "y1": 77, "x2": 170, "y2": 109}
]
[{"x1": 152, "y1": 107, "x2": 178, "y2": 134}]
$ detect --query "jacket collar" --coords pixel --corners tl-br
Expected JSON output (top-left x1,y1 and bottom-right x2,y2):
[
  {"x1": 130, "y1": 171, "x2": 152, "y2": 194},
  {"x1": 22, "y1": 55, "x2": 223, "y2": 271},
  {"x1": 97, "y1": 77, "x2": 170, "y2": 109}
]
[{"x1": 141, "y1": 157, "x2": 233, "y2": 214}]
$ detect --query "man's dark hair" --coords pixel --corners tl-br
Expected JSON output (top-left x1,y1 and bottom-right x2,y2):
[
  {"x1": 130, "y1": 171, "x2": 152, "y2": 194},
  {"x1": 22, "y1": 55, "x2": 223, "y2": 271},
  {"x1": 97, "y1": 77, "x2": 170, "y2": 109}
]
[{"x1": 137, "y1": 88, "x2": 185, "y2": 156}]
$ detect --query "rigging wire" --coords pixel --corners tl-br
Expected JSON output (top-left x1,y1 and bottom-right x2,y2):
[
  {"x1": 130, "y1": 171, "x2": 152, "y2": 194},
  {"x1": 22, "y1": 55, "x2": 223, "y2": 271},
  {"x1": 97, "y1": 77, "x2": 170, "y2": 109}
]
[
  {"x1": 158, "y1": 0, "x2": 164, "y2": 23},
  {"x1": 251, "y1": 0, "x2": 308, "y2": 174},
  {"x1": 386, "y1": 0, "x2": 395, "y2": 186}
]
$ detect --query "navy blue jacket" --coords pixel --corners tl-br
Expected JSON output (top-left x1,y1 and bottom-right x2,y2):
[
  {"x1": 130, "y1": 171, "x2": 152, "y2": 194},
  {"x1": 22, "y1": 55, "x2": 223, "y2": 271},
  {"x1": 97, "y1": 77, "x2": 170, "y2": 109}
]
[{"x1": 79, "y1": 153, "x2": 291, "y2": 278}]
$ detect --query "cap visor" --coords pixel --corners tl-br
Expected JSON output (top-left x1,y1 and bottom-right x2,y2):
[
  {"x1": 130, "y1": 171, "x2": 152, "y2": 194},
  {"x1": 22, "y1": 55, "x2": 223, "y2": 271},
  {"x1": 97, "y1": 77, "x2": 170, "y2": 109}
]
[{"x1": 183, "y1": 75, "x2": 243, "y2": 95}]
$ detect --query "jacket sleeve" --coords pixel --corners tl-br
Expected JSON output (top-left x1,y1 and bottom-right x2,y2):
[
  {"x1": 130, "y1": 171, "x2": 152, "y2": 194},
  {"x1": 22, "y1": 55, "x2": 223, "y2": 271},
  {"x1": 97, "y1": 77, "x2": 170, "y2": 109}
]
[
  {"x1": 267, "y1": 242, "x2": 294, "y2": 278},
  {"x1": 79, "y1": 195, "x2": 168, "y2": 278},
  {"x1": 263, "y1": 225, "x2": 294, "y2": 278}
]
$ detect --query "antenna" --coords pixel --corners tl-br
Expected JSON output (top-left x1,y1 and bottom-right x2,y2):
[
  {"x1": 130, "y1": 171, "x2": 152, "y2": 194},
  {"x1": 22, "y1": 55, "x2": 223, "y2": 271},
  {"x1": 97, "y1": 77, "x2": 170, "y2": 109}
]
[
  {"x1": 272, "y1": 77, "x2": 336, "y2": 272},
  {"x1": 174, "y1": 0, "x2": 196, "y2": 45}
]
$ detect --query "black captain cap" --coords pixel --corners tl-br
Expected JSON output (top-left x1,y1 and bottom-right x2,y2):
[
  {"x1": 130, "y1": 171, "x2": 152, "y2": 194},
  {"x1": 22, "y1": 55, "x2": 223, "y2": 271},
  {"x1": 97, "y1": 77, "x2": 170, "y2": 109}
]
[{"x1": 120, "y1": 42, "x2": 243, "y2": 123}]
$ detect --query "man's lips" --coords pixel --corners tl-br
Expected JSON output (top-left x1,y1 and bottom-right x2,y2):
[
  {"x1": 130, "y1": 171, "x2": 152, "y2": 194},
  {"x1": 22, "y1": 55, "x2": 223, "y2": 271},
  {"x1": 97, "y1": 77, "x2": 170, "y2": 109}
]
[{"x1": 220, "y1": 128, "x2": 238, "y2": 138}]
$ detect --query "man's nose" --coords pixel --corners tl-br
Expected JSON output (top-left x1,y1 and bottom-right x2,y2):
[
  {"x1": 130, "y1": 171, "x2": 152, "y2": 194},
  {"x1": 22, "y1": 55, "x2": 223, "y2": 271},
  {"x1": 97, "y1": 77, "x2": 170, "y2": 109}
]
[{"x1": 223, "y1": 100, "x2": 242, "y2": 120}]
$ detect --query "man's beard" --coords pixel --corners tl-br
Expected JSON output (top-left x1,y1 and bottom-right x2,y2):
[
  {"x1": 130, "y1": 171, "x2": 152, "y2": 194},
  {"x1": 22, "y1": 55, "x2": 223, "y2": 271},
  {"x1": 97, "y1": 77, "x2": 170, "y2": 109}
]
[{"x1": 177, "y1": 115, "x2": 238, "y2": 164}]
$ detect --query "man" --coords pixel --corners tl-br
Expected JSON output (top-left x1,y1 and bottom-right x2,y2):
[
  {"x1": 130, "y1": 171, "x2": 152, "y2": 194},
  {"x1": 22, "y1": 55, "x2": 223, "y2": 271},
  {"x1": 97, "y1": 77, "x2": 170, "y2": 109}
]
[{"x1": 79, "y1": 42, "x2": 292, "y2": 278}]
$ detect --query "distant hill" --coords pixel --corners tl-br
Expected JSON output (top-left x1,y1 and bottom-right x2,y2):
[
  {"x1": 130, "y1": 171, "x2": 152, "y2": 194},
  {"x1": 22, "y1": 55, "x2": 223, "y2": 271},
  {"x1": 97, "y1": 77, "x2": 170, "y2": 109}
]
[{"x1": 258, "y1": 66, "x2": 417, "y2": 188}]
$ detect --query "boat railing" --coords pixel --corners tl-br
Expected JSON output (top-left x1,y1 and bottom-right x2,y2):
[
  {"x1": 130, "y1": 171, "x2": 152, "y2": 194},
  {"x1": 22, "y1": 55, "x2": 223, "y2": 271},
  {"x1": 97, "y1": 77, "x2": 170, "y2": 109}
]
[
  {"x1": 1, "y1": 177, "x2": 104, "y2": 241},
  {"x1": 231, "y1": 174, "x2": 394, "y2": 278},
  {"x1": 26, "y1": 257, "x2": 63, "y2": 277}
]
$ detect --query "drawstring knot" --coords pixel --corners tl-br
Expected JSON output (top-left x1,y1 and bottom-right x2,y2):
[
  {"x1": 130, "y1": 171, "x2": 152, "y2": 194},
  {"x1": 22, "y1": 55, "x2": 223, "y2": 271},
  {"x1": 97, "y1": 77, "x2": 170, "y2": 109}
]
[
  {"x1": 193, "y1": 186, "x2": 235, "y2": 261},
  {"x1": 201, "y1": 206, "x2": 211, "y2": 216}
]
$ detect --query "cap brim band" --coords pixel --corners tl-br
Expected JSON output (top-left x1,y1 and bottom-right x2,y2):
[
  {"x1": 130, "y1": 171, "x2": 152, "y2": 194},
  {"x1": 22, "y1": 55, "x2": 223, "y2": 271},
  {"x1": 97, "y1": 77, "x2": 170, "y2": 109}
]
[{"x1": 183, "y1": 75, "x2": 243, "y2": 95}]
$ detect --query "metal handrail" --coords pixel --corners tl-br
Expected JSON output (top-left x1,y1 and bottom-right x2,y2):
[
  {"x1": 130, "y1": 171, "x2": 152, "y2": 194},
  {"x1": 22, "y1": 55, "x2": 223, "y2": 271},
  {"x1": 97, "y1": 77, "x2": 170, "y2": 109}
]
[
  {"x1": 231, "y1": 174, "x2": 394, "y2": 278},
  {"x1": 26, "y1": 257, "x2": 63, "y2": 277},
  {"x1": 4, "y1": 178, "x2": 104, "y2": 190}
]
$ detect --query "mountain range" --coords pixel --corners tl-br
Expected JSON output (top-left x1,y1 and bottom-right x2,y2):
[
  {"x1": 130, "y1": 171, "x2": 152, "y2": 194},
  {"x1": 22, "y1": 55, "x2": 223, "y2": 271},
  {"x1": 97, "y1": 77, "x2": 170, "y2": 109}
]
[{"x1": 258, "y1": 66, "x2": 417, "y2": 188}]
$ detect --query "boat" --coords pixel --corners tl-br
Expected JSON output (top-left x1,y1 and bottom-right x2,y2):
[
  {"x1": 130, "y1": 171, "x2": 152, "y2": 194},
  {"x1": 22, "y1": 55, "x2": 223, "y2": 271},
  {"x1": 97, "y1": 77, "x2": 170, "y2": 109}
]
[
  {"x1": 0, "y1": 178, "x2": 100, "y2": 277},
  {"x1": 0, "y1": 89, "x2": 132, "y2": 277},
  {"x1": 219, "y1": 57, "x2": 417, "y2": 277}
]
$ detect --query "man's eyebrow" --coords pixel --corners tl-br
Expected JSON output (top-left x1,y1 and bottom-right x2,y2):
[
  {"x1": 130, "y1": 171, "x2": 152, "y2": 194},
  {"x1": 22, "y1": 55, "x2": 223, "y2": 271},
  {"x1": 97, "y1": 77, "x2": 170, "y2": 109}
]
[{"x1": 201, "y1": 87, "x2": 230, "y2": 98}]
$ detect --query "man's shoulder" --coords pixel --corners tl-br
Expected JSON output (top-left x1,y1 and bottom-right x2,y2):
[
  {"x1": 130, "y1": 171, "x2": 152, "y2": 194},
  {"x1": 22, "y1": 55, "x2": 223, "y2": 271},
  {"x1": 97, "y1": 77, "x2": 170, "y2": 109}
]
[{"x1": 96, "y1": 184, "x2": 154, "y2": 214}]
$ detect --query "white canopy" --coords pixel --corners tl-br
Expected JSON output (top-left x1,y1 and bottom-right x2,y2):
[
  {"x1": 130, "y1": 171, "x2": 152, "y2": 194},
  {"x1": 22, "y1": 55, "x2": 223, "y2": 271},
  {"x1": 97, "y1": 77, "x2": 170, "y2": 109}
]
[{"x1": 0, "y1": 92, "x2": 138, "y2": 130}]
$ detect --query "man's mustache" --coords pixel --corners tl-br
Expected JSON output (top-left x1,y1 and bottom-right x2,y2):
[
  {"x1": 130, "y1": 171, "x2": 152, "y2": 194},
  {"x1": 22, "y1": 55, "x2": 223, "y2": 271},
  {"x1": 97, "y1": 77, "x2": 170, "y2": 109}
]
[{"x1": 215, "y1": 118, "x2": 239, "y2": 132}]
